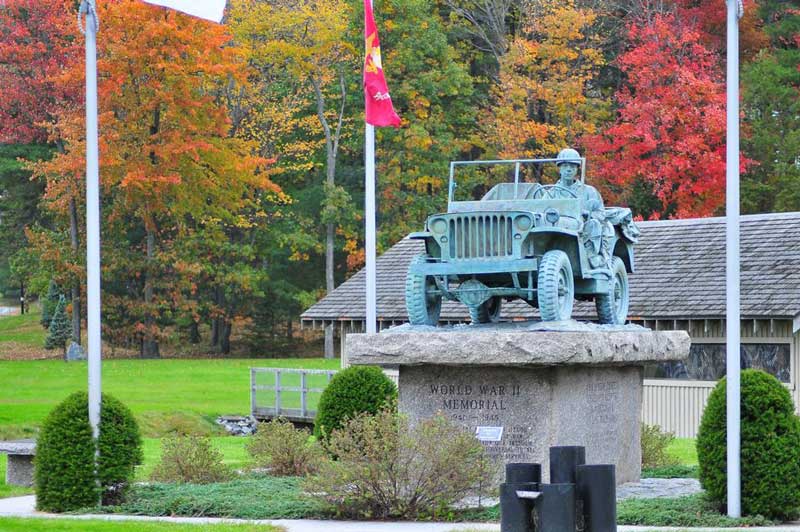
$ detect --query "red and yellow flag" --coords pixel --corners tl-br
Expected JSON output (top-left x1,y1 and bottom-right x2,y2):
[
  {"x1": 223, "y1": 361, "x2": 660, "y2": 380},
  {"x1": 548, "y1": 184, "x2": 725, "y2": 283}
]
[{"x1": 363, "y1": 0, "x2": 401, "y2": 127}]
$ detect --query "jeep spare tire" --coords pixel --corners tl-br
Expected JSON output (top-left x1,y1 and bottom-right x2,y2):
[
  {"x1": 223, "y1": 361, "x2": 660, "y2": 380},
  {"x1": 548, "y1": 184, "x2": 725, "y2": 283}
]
[{"x1": 537, "y1": 250, "x2": 574, "y2": 321}]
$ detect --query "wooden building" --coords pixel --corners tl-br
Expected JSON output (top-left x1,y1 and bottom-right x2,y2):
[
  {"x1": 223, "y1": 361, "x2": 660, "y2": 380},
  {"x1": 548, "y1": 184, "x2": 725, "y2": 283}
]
[{"x1": 301, "y1": 212, "x2": 800, "y2": 437}]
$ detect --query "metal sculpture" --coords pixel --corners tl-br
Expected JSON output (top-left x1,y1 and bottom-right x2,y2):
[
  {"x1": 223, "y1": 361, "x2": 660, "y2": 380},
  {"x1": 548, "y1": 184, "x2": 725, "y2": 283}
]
[{"x1": 405, "y1": 149, "x2": 640, "y2": 325}]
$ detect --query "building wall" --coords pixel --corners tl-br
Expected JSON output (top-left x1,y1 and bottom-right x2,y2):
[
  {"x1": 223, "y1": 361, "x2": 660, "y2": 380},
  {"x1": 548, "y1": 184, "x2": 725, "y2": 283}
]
[{"x1": 641, "y1": 319, "x2": 797, "y2": 438}]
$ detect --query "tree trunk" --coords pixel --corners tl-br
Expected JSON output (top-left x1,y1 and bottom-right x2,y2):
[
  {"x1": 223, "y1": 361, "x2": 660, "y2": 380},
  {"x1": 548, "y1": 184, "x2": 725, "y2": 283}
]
[
  {"x1": 311, "y1": 75, "x2": 345, "y2": 361},
  {"x1": 286, "y1": 319, "x2": 293, "y2": 341},
  {"x1": 141, "y1": 229, "x2": 160, "y2": 358},
  {"x1": 220, "y1": 320, "x2": 232, "y2": 355},
  {"x1": 189, "y1": 321, "x2": 200, "y2": 344},
  {"x1": 19, "y1": 283, "x2": 25, "y2": 315},
  {"x1": 69, "y1": 197, "x2": 81, "y2": 344}
]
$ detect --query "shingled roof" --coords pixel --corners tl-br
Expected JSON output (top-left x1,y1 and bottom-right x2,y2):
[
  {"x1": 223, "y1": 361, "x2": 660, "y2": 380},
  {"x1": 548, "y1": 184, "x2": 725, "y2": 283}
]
[{"x1": 301, "y1": 212, "x2": 800, "y2": 324}]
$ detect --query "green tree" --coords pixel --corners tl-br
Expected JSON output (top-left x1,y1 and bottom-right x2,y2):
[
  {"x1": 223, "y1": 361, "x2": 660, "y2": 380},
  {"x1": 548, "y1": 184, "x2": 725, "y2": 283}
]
[
  {"x1": 741, "y1": 3, "x2": 800, "y2": 213},
  {"x1": 40, "y1": 279, "x2": 62, "y2": 329},
  {"x1": 45, "y1": 295, "x2": 71, "y2": 356}
]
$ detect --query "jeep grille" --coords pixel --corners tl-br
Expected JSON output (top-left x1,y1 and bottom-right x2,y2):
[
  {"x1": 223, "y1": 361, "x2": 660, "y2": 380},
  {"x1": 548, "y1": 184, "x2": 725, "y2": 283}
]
[{"x1": 448, "y1": 214, "x2": 513, "y2": 259}]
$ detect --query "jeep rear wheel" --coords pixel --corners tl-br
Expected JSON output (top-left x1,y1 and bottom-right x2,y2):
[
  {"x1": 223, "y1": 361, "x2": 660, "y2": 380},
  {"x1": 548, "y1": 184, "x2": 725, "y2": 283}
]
[
  {"x1": 405, "y1": 254, "x2": 442, "y2": 326},
  {"x1": 469, "y1": 296, "x2": 502, "y2": 324},
  {"x1": 595, "y1": 256, "x2": 629, "y2": 324},
  {"x1": 537, "y1": 250, "x2": 574, "y2": 321}
]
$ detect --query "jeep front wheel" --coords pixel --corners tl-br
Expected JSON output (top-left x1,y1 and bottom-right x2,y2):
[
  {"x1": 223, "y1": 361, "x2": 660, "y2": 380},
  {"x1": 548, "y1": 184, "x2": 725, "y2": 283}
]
[
  {"x1": 595, "y1": 256, "x2": 629, "y2": 324},
  {"x1": 537, "y1": 250, "x2": 574, "y2": 321},
  {"x1": 405, "y1": 254, "x2": 442, "y2": 326}
]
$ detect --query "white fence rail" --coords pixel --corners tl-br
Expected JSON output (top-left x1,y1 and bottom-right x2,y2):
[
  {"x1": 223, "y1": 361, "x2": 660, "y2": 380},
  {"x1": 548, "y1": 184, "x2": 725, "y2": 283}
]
[
  {"x1": 641, "y1": 379, "x2": 716, "y2": 438},
  {"x1": 250, "y1": 368, "x2": 337, "y2": 423}
]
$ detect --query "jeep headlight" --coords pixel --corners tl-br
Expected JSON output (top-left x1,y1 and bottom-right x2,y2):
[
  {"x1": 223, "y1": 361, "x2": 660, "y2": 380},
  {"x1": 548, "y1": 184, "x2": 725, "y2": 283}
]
[
  {"x1": 514, "y1": 215, "x2": 533, "y2": 232},
  {"x1": 430, "y1": 218, "x2": 447, "y2": 235},
  {"x1": 545, "y1": 208, "x2": 560, "y2": 225}
]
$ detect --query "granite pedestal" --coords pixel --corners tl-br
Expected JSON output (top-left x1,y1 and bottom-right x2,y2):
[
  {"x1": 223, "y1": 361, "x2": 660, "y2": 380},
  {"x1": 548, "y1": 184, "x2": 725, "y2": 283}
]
[
  {"x1": 0, "y1": 440, "x2": 36, "y2": 487},
  {"x1": 346, "y1": 323, "x2": 690, "y2": 484}
]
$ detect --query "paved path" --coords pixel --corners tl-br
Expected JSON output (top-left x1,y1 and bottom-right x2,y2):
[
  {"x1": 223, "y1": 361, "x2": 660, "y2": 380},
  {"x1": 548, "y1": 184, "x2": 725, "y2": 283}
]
[
  {"x1": 617, "y1": 478, "x2": 703, "y2": 500},
  {"x1": 4, "y1": 495, "x2": 800, "y2": 531}
]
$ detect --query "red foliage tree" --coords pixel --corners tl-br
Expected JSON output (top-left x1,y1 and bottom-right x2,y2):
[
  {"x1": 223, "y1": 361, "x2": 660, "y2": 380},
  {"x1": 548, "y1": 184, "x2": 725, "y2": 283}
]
[
  {"x1": 584, "y1": 14, "x2": 730, "y2": 219},
  {"x1": 0, "y1": 0, "x2": 82, "y2": 143}
]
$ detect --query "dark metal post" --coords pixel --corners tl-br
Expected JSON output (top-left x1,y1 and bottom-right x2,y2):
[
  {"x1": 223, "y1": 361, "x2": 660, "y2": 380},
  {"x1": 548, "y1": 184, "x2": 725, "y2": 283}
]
[
  {"x1": 500, "y1": 481, "x2": 538, "y2": 532},
  {"x1": 506, "y1": 463, "x2": 541, "y2": 484},
  {"x1": 577, "y1": 464, "x2": 616, "y2": 532},
  {"x1": 536, "y1": 483, "x2": 577, "y2": 532},
  {"x1": 549, "y1": 446, "x2": 585, "y2": 483}
]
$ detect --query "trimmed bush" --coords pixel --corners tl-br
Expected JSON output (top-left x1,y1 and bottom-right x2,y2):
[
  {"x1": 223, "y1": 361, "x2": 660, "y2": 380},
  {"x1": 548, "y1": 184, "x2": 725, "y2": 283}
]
[
  {"x1": 247, "y1": 418, "x2": 324, "y2": 476},
  {"x1": 35, "y1": 392, "x2": 142, "y2": 512},
  {"x1": 313, "y1": 365, "x2": 396, "y2": 439},
  {"x1": 641, "y1": 423, "x2": 678, "y2": 468},
  {"x1": 697, "y1": 369, "x2": 800, "y2": 519},
  {"x1": 312, "y1": 407, "x2": 494, "y2": 519},
  {"x1": 150, "y1": 435, "x2": 232, "y2": 484}
]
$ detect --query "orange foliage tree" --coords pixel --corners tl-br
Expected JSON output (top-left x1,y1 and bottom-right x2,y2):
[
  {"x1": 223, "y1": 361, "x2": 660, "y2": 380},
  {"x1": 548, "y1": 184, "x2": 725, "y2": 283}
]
[{"x1": 32, "y1": 0, "x2": 278, "y2": 356}]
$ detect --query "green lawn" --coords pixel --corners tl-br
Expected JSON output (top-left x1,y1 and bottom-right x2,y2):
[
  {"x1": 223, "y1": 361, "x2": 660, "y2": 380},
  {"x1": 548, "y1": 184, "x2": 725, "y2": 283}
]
[
  {"x1": 667, "y1": 437, "x2": 698, "y2": 465},
  {"x1": 0, "y1": 518, "x2": 283, "y2": 531},
  {"x1": 0, "y1": 308, "x2": 47, "y2": 357},
  {"x1": 0, "y1": 358, "x2": 338, "y2": 438}
]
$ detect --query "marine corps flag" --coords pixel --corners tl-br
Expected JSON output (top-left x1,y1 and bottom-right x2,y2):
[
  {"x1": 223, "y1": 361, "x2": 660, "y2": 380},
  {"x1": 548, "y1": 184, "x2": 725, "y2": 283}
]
[{"x1": 363, "y1": 0, "x2": 401, "y2": 127}]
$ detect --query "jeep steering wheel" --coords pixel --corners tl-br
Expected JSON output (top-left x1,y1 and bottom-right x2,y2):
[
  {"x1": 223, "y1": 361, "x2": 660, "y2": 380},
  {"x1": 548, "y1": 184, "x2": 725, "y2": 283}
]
[{"x1": 531, "y1": 185, "x2": 579, "y2": 199}]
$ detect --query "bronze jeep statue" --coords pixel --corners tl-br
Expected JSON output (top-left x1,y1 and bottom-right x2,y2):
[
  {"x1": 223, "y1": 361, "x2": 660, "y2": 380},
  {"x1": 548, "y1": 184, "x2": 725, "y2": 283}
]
[{"x1": 405, "y1": 149, "x2": 640, "y2": 326}]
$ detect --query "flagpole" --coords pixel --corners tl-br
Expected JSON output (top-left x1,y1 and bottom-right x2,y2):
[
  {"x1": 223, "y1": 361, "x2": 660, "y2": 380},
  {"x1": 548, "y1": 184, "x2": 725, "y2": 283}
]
[
  {"x1": 365, "y1": 123, "x2": 377, "y2": 334},
  {"x1": 365, "y1": 0, "x2": 377, "y2": 335},
  {"x1": 725, "y1": 0, "x2": 741, "y2": 519},
  {"x1": 81, "y1": 0, "x2": 102, "y2": 446}
]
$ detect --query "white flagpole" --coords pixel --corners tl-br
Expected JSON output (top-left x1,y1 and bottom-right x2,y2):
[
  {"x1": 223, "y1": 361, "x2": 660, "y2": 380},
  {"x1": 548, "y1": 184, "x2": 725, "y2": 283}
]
[
  {"x1": 725, "y1": 0, "x2": 741, "y2": 519},
  {"x1": 81, "y1": 0, "x2": 102, "y2": 446},
  {"x1": 365, "y1": 123, "x2": 377, "y2": 335},
  {"x1": 365, "y1": 0, "x2": 377, "y2": 335}
]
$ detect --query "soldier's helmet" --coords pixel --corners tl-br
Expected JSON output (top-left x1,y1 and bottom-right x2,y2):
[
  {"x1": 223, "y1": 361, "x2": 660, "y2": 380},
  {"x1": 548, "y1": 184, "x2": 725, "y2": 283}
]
[{"x1": 555, "y1": 148, "x2": 581, "y2": 167}]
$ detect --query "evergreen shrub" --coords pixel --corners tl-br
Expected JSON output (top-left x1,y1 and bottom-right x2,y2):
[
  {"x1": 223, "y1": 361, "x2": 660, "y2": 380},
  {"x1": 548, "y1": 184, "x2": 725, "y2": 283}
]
[
  {"x1": 44, "y1": 295, "x2": 71, "y2": 353},
  {"x1": 697, "y1": 369, "x2": 800, "y2": 519},
  {"x1": 313, "y1": 365, "x2": 396, "y2": 439},
  {"x1": 150, "y1": 435, "x2": 232, "y2": 484},
  {"x1": 35, "y1": 392, "x2": 142, "y2": 512}
]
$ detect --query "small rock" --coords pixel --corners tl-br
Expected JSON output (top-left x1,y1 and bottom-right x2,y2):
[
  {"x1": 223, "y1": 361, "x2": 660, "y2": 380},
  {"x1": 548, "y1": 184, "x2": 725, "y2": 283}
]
[{"x1": 66, "y1": 342, "x2": 86, "y2": 361}]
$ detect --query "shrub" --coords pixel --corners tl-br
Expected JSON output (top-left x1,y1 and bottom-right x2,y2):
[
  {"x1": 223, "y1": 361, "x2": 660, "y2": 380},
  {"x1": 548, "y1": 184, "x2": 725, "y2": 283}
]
[
  {"x1": 44, "y1": 295, "x2": 71, "y2": 354},
  {"x1": 247, "y1": 418, "x2": 323, "y2": 476},
  {"x1": 150, "y1": 435, "x2": 232, "y2": 484},
  {"x1": 697, "y1": 369, "x2": 800, "y2": 519},
  {"x1": 311, "y1": 407, "x2": 494, "y2": 519},
  {"x1": 641, "y1": 423, "x2": 678, "y2": 468},
  {"x1": 313, "y1": 365, "x2": 396, "y2": 440},
  {"x1": 35, "y1": 392, "x2": 142, "y2": 512}
]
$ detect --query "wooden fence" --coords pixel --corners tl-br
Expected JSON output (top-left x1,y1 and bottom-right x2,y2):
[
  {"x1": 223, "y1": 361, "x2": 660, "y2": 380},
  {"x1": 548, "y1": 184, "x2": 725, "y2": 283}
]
[{"x1": 250, "y1": 368, "x2": 337, "y2": 423}]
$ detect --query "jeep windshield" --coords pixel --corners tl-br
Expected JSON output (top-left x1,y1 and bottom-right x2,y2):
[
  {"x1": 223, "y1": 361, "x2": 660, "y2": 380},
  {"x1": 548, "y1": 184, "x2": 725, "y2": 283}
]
[{"x1": 447, "y1": 157, "x2": 586, "y2": 205}]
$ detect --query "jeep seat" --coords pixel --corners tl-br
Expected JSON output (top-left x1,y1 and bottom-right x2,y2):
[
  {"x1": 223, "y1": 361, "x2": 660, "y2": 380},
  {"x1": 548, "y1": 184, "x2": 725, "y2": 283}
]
[{"x1": 482, "y1": 182, "x2": 542, "y2": 201}]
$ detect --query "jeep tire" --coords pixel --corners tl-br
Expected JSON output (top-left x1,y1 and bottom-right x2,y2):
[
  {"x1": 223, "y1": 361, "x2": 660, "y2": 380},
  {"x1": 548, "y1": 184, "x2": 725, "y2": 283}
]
[
  {"x1": 469, "y1": 296, "x2": 502, "y2": 324},
  {"x1": 405, "y1": 254, "x2": 442, "y2": 326},
  {"x1": 537, "y1": 250, "x2": 574, "y2": 321},
  {"x1": 595, "y1": 256, "x2": 629, "y2": 324}
]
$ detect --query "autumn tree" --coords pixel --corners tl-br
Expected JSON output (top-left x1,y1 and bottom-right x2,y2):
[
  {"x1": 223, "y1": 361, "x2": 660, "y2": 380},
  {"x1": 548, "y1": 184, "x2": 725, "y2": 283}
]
[
  {"x1": 0, "y1": 0, "x2": 84, "y2": 341},
  {"x1": 486, "y1": 0, "x2": 608, "y2": 161},
  {"x1": 230, "y1": 0, "x2": 356, "y2": 359},
  {"x1": 33, "y1": 0, "x2": 277, "y2": 357},
  {"x1": 584, "y1": 14, "x2": 728, "y2": 219}
]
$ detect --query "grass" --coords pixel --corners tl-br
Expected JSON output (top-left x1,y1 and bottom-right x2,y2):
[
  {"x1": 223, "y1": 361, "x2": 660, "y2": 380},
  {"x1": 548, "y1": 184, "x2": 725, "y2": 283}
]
[
  {"x1": 667, "y1": 437, "x2": 698, "y2": 465},
  {"x1": 0, "y1": 518, "x2": 284, "y2": 531},
  {"x1": 617, "y1": 493, "x2": 775, "y2": 527},
  {"x1": 0, "y1": 308, "x2": 47, "y2": 358},
  {"x1": 0, "y1": 358, "x2": 338, "y2": 439}
]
